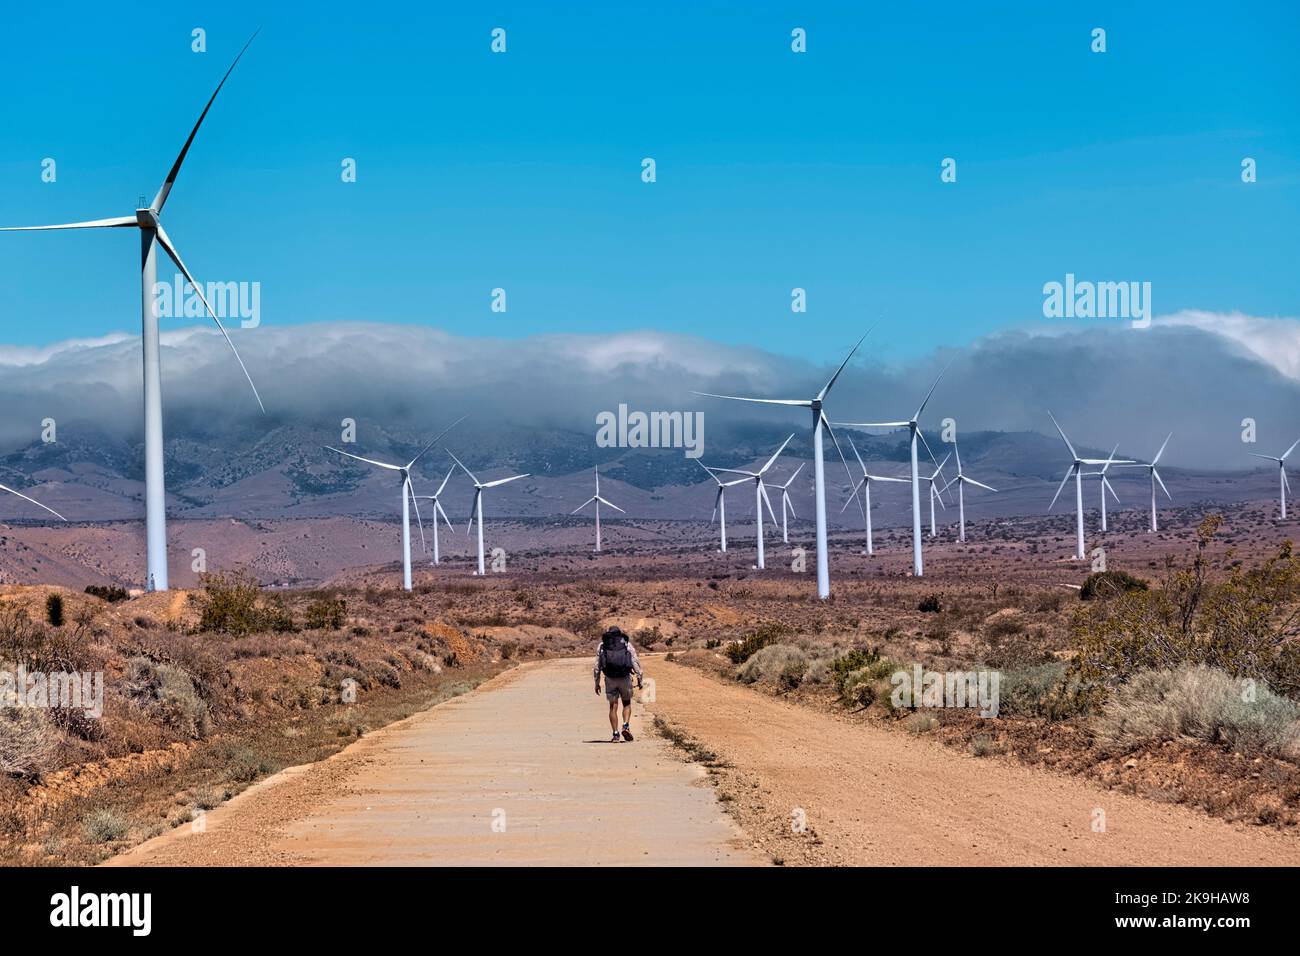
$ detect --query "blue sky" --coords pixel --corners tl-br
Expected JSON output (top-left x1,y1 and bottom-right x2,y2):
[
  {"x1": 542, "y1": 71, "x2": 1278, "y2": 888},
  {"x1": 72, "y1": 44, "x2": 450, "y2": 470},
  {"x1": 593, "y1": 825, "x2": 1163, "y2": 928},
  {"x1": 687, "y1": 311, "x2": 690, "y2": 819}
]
[{"x1": 0, "y1": 0, "x2": 1296, "y2": 365}]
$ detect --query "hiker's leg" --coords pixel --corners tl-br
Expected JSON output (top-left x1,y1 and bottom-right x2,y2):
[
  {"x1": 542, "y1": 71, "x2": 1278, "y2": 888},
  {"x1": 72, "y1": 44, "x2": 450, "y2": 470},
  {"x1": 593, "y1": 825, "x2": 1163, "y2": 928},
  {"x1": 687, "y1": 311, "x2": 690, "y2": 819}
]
[
  {"x1": 621, "y1": 699, "x2": 632, "y2": 726},
  {"x1": 608, "y1": 698, "x2": 620, "y2": 733}
]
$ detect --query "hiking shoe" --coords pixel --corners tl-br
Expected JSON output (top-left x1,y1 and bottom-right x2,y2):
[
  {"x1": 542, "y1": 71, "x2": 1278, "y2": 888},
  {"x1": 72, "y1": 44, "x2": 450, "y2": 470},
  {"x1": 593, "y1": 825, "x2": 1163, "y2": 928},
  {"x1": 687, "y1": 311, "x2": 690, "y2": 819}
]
[
  {"x1": 621, "y1": 724, "x2": 634, "y2": 742},
  {"x1": 611, "y1": 732, "x2": 621, "y2": 743}
]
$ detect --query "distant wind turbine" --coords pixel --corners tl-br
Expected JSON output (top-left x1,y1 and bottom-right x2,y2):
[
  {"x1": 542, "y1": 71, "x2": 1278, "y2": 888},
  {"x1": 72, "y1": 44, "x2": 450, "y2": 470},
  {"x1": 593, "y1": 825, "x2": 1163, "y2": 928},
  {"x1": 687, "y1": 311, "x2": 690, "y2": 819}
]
[
  {"x1": 939, "y1": 439, "x2": 997, "y2": 542},
  {"x1": 841, "y1": 436, "x2": 906, "y2": 555},
  {"x1": 698, "y1": 459, "x2": 748, "y2": 553},
  {"x1": 1249, "y1": 437, "x2": 1298, "y2": 520},
  {"x1": 707, "y1": 435, "x2": 795, "y2": 570},
  {"x1": 922, "y1": 454, "x2": 951, "y2": 538},
  {"x1": 1080, "y1": 445, "x2": 1123, "y2": 533},
  {"x1": 327, "y1": 417, "x2": 462, "y2": 591},
  {"x1": 696, "y1": 329, "x2": 870, "y2": 598},
  {"x1": 774, "y1": 463, "x2": 805, "y2": 544},
  {"x1": 0, "y1": 31, "x2": 265, "y2": 592},
  {"x1": 1047, "y1": 412, "x2": 1133, "y2": 559},
  {"x1": 410, "y1": 464, "x2": 458, "y2": 565},
  {"x1": 835, "y1": 361, "x2": 951, "y2": 576},
  {"x1": 572, "y1": 467, "x2": 624, "y2": 552},
  {"x1": 449, "y1": 451, "x2": 529, "y2": 575}
]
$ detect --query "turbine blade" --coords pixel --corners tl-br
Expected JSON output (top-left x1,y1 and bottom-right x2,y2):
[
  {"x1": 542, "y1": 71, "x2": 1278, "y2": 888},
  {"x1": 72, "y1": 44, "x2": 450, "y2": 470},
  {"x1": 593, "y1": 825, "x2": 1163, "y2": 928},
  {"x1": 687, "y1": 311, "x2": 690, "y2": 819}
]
[
  {"x1": 1248, "y1": 453, "x2": 1279, "y2": 462},
  {"x1": 1048, "y1": 466, "x2": 1073, "y2": 511},
  {"x1": 834, "y1": 420, "x2": 911, "y2": 429},
  {"x1": 692, "y1": 392, "x2": 810, "y2": 407},
  {"x1": 722, "y1": 477, "x2": 749, "y2": 488},
  {"x1": 1151, "y1": 433, "x2": 1172, "y2": 466},
  {"x1": 913, "y1": 357, "x2": 954, "y2": 421},
  {"x1": 1100, "y1": 443, "x2": 1120, "y2": 474},
  {"x1": 711, "y1": 487, "x2": 722, "y2": 524},
  {"x1": 968, "y1": 478, "x2": 998, "y2": 494},
  {"x1": 436, "y1": 499, "x2": 453, "y2": 530},
  {"x1": 695, "y1": 458, "x2": 723, "y2": 485},
  {"x1": 0, "y1": 216, "x2": 137, "y2": 232},
  {"x1": 446, "y1": 449, "x2": 478, "y2": 485},
  {"x1": 1283, "y1": 438, "x2": 1300, "y2": 461},
  {"x1": 780, "y1": 462, "x2": 805, "y2": 489},
  {"x1": 841, "y1": 478, "x2": 865, "y2": 513},
  {"x1": 0, "y1": 483, "x2": 66, "y2": 521},
  {"x1": 596, "y1": 496, "x2": 626, "y2": 513},
  {"x1": 1104, "y1": 476, "x2": 1120, "y2": 504},
  {"x1": 784, "y1": 490, "x2": 797, "y2": 520},
  {"x1": 709, "y1": 467, "x2": 759, "y2": 478},
  {"x1": 152, "y1": 28, "x2": 261, "y2": 213},
  {"x1": 153, "y1": 224, "x2": 264, "y2": 413},
  {"x1": 848, "y1": 434, "x2": 867, "y2": 475},
  {"x1": 434, "y1": 464, "x2": 456, "y2": 497},
  {"x1": 406, "y1": 414, "x2": 467, "y2": 470},
  {"x1": 1153, "y1": 467, "x2": 1172, "y2": 501},
  {"x1": 953, "y1": 439, "x2": 963, "y2": 475},
  {"x1": 571, "y1": 496, "x2": 597, "y2": 515},
  {"x1": 820, "y1": 412, "x2": 856, "y2": 491},
  {"x1": 407, "y1": 478, "x2": 426, "y2": 553},
  {"x1": 758, "y1": 433, "x2": 795, "y2": 475},
  {"x1": 482, "y1": 473, "x2": 529, "y2": 489},
  {"x1": 326, "y1": 446, "x2": 400, "y2": 470},
  {"x1": 1046, "y1": 410, "x2": 1077, "y2": 460},
  {"x1": 816, "y1": 325, "x2": 874, "y2": 401},
  {"x1": 466, "y1": 489, "x2": 481, "y2": 534},
  {"x1": 759, "y1": 482, "x2": 778, "y2": 526}
]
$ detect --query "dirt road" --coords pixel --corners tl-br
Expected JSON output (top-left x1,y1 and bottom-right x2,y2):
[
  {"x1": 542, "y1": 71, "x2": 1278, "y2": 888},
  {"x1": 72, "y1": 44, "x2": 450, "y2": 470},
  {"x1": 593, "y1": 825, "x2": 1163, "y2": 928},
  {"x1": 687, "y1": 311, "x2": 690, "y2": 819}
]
[
  {"x1": 110, "y1": 656, "x2": 1300, "y2": 867},
  {"x1": 108, "y1": 658, "x2": 756, "y2": 866}
]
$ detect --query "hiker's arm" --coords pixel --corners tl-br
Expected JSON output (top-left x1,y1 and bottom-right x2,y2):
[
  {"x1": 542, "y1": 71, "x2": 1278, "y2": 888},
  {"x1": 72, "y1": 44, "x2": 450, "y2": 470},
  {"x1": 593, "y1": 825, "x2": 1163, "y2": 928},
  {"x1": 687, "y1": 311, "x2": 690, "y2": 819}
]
[
  {"x1": 593, "y1": 648, "x2": 603, "y2": 689},
  {"x1": 629, "y1": 643, "x2": 643, "y2": 682}
]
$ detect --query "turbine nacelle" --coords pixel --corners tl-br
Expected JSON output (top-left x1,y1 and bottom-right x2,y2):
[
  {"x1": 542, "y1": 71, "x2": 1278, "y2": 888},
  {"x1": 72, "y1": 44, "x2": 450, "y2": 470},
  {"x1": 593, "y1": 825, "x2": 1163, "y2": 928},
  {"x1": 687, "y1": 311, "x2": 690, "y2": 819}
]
[{"x1": 135, "y1": 208, "x2": 160, "y2": 229}]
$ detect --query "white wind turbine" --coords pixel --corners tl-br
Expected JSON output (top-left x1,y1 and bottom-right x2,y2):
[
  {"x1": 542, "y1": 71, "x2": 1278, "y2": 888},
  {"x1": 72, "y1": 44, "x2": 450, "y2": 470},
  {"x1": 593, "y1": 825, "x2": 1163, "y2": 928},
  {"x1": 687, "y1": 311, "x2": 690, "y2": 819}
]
[
  {"x1": 1122, "y1": 434, "x2": 1173, "y2": 532},
  {"x1": 1249, "y1": 437, "x2": 1298, "y2": 520},
  {"x1": 835, "y1": 361, "x2": 951, "y2": 577},
  {"x1": 410, "y1": 464, "x2": 458, "y2": 565},
  {"x1": 939, "y1": 440, "x2": 997, "y2": 542},
  {"x1": 698, "y1": 459, "x2": 748, "y2": 553},
  {"x1": 1047, "y1": 412, "x2": 1133, "y2": 560},
  {"x1": 706, "y1": 435, "x2": 795, "y2": 570},
  {"x1": 840, "y1": 436, "x2": 906, "y2": 555},
  {"x1": 326, "y1": 417, "x2": 463, "y2": 591},
  {"x1": 695, "y1": 330, "x2": 869, "y2": 599},
  {"x1": 774, "y1": 463, "x2": 804, "y2": 544},
  {"x1": 0, "y1": 32, "x2": 264, "y2": 592},
  {"x1": 922, "y1": 454, "x2": 951, "y2": 538},
  {"x1": 572, "y1": 466, "x2": 624, "y2": 552},
  {"x1": 1080, "y1": 445, "x2": 1123, "y2": 533},
  {"x1": 449, "y1": 451, "x2": 530, "y2": 575}
]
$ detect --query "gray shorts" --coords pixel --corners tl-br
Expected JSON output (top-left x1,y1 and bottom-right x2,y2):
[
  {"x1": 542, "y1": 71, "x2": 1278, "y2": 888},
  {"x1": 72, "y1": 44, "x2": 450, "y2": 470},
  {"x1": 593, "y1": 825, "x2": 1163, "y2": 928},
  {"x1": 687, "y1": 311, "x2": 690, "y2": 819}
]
[{"x1": 604, "y1": 674, "x2": 634, "y2": 703}]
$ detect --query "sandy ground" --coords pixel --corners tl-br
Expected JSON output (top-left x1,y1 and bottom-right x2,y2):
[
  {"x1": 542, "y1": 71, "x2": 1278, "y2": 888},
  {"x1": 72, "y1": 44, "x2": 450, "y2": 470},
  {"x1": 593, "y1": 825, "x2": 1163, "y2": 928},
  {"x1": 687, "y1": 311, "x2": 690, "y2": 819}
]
[
  {"x1": 107, "y1": 658, "x2": 757, "y2": 866},
  {"x1": 645, "y1": 660, "x2": 1300, "y2": 866},
  {"x1": 108, "y1": 656, "x2": 1300, "y2": 868}
]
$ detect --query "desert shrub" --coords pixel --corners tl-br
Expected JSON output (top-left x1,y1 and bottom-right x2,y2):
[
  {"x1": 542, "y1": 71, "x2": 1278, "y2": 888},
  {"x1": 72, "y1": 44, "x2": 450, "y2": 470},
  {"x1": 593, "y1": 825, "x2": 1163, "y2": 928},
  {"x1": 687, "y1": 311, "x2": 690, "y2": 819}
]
[
  {"x1": 194, "y1": 571, "x2": 295, "y2": 636},
  {"x1": 221, "y1": 745, "x2": 275, "y2": 783},
  {"x1": 83, "y1": 809, "x2": 128, "y2": 844},
  {"x1": 0, "y1": 605, "x2": 81, "y2": 672},
  {"x1": 44, "y1": 593, "x2": 64, "y2": 627},
  {"x1": 983, "y1": 612, "x2": 1025, "y2": 641},
  {"x1": 725, "y1": 623, "x2": 793, "y2": 664},
  {"x1": 830, "y1": 647, "x2": 889, "y2": 695},
  {"x1": 918, "y1": 594, "x2": 942, "y2": 614},
  {"x1": 737, "y1": 644, "x2": 807, "y2": 686},
  {"x1": 0, "y1": 706, "x2": 58, "y2": 776},
  {"x1": 905, "y1": 713, "x2": 939, "y2": 734},
  {"x1": 970, "y1": 735, "x2": 996, "y2": 757},
  {"x1": 804, "y1": 657, "x2": 833, "y2": 685},
  {"x1": 998, "y1": 661, "x2": 1090, "y2": 720},
  {"x1": 1080, "y1": 570, "x2": 1149, "y2": 601},
  {"x1": 1071, "y1": 516, "x2": 1300, "y2": 698},
  {"x1": 84, "y1": 584, "x2": 130, "y2": 603},
  {"x1": 191, "y1": 784, "x2": 222, "y2": 810},
  {"x1": 303, "y1": 597, "x2": 347, "y2": 631},
  {"x1": 124, "y1": 656, "x2": 211, "y2": 739},
  {"x1": 1093, "y1": 665, "x2": 1300, "y2": 760}
]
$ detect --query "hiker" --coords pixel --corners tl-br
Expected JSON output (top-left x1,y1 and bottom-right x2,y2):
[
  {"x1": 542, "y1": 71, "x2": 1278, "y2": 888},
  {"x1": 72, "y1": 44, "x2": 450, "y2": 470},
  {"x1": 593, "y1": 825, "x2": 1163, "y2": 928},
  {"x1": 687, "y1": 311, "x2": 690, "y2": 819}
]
[{"x1": 594, "y1": 626, "x2": 643, "y2": 742}]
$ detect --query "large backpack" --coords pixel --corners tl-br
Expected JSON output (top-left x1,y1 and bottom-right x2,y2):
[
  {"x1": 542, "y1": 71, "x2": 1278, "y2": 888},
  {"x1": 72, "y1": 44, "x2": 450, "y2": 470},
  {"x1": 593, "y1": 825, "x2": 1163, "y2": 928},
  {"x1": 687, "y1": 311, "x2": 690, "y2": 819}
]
[{"x1": 602, "y1": 638, "x2": 633, "y2": 678}]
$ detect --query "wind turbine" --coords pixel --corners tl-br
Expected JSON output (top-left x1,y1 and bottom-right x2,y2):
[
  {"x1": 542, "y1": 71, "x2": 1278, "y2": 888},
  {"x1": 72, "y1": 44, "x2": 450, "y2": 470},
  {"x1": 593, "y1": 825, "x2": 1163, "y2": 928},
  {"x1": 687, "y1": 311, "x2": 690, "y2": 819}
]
[
  {"x1": 410, "y1": 464, "x2": 457, "y2": 565},
  {"x1": 1080, "y1": 445, "x2": 1123, "y2": 533},
  {"x1": 0, "y1": 32, "x2": 265, "y2": 592},
  {"x1": 706, "y1": 435, "x2": 794, "y2": 570},
  {"x1": 449, "y1": 451, "x2": 530, "y2": 575},
  {"x1": 698, "y1": 459, "x2": 748, "y2": 553},
  {"x1": 1047, "y1": 412, "x2": 1133, "y2": 560},
  {"x1": 834, "y1": 361, "x2": 951, "y2": 577},
  {"x1": 1249, "y1": 437, "x2": 1298, "y2": 520},
  {"x1": 841, "y1": 436, "x2": 906, "y2": 555},
  {"x1": 572, "y1": 466, "x2": 624, "y2": 552},
  {"x1": 921, "y1": 454, "x2": 951, "y2": 538},
  {"x1": 773, "y1": 463, "x2": 804, "y2": 544},
  {"x1": 326, "y1": 417, "x2": 463, "y2": 591},
  {"x1": 695, "y1": 329, "x2": 869, "y2": 598},
  {"x1": 0, "y1": 481, "x2": 67, "y2": 523},
  {"x1": 939, "y1": 440, "x2": 997, "y2": 542}
]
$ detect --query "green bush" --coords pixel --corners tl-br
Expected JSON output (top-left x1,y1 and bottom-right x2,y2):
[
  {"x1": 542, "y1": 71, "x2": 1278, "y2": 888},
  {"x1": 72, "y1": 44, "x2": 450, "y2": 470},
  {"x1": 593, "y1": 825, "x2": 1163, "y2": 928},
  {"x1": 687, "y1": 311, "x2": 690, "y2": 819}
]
[
  {"x1": 194, "y1": 571, "x2": 296, "y2": 635},
  {"x1": 829, "y1": 646, "x2": 884, "y2": 694},
  {"x1": 737, "y1": 644, "x2": 807, "y2": 687},
  {"x1": 1080, "y1": 570, "x2": 1149, "y2": 600},
  {"x1": 999, "y1": 662, "x2": 1091, "y2": 720},
  {"x1": 1094, "y1": 665, "x2": 1300, "y2": 759},
  {"x1": 84, "y1": 584, "x2": 130, "y2": 603},
  {"x1": 303, "y1": 597, "x2": 347, "y2": 631},
  {"x1": 84, "y1": 809, "x2": 128, "y2": 844},
  {"x1": 725, "y1": 623, "x2": 793, "y2": 664},
  {"x1": 44, "y1": 593, "x2": 64, "y2": 627},
  {"x1": 124, "y1": 656, "x2": 212, "y2": 739},
  {"x1": 918, "y1": 595, "x2": 942, "y2": 613}
]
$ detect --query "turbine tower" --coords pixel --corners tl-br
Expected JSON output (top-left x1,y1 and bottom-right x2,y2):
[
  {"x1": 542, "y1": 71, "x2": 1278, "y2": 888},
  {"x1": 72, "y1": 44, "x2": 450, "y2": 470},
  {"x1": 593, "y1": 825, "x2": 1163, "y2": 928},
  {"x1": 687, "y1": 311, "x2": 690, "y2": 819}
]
[
  {"x1": 706, "y1": 435, "x2": 794, "y2": 570},
  {"x1": 0, "y1": 32, "x2": 266, "y2": 592},
  {"x1": 1047, "y1": 412, "x2": 1132, "y2": 559},
  {"x1": 774, "y1": 463, "x2": 804, "y2": 544},
  {"x1": 922, "y1": 454, "x2": 950, "y2": 538},
  {"x1": 1249, "y1": 438, "x2": 1299, "y2": 520},
  {"x1": 1080, "y1": 445, "x2": 1122, "y2": 533},
  {"x1": 572, "y1": 466, "x2": 625, "y2": 552},
  {"x1": 698, "y1": 459, "x2": 747, "y2": 553},
  {"x1": 939, "y1": 439, "x2": 997, "y2": 543},
  {"x1": 326, "y1": 418, "x2": 462, "y2": 591},
  {"x1": 449, "y1": 451, "x2": 529, "y2": 575},
  {"x1": 410, "y1": 465, "x2": 458, "y2": 565},
  {"x1": 841, "y1": 436, "x2": 906, "y2": 555},
  {"x1": 835, "y1": 361, "x2": 951, "y2": 577},
  {"x1": 695, "y1": 329, "x2": 869, "y2": 598}
]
